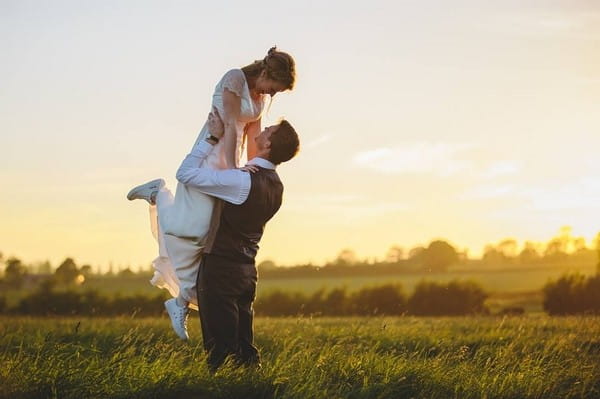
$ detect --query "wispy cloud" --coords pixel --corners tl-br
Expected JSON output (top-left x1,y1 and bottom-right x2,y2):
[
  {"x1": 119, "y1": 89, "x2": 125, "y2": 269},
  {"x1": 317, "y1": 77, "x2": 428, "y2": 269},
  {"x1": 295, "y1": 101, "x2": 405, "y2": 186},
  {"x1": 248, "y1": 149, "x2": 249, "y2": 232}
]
[
  {"x1": 479, "y1": 161, "x2": 521, "y2": 179},
  {"x1": 460, "y1": 176, "x2": 600, "y2": 210},
  {"x1": 305, "y1": 134, "x2": 333, "y2": 149},
  {"x1": 524, "y1": 176, "x2": 600, "y2": 211},
  {"x1": 353, "y1": 142, "x2": 474, "y2": 176}
]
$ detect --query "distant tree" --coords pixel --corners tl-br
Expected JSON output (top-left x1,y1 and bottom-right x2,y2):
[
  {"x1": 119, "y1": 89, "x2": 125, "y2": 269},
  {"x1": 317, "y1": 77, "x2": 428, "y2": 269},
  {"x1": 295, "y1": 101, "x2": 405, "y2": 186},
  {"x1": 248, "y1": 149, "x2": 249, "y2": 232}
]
[
  {"x1": 118, "y1": 267, "x2": 135, "y2": 277},
  {"x1": 483, "y1": 245, "x2": 508, "y2": 265},
  {"x1": 257, "y1": 260, "x2": 277, "y2": 271},
  {"x1": 334, "y1": 249, "x2": 357, "y2": 266},
  {"x1": 518, "y1": 241, "x2": 541, "y2": 264},
  {"x1": 594, "y1": 232, "x2": 600, "y2": 274},
  {"x1": 35, "y1": 260, "x2": 52, "y2": 274},
  {"x1": 408, "y1": 246, "x2": 425, "y2": 260},
  {"x1": 55, "y1": 257, "x2": 79, "y2": 284},
  {"x1": 572, "y1": 237, "x2": 587, "y2": 253},
  {"x1": 497, "y1": 238, "x2": 518, "y2": 259},
  {"x1": 422, "y1": 240, "x2": 458, "y2": 272},
  {"x1": 457, "y1": 248, "x2": 470, "y2": 263},
  {"x1": 79, "y1": 265, "x2": 94, "y2": 277},
  {"x1": 80, "y1": 265, "x2": 93, "y2": 276},
  {"x1": 544, "y1": 238, "x2": 568, "y2": 261},
  {"x1": 5, "y1": 257, "x2": 27, "y2": 287},
  {"x1": 385, "y1": 246, "x2": 404, "y2": 263},
  {"x1": 543, "y1": 226, "x2": 573, "y2": 261}
]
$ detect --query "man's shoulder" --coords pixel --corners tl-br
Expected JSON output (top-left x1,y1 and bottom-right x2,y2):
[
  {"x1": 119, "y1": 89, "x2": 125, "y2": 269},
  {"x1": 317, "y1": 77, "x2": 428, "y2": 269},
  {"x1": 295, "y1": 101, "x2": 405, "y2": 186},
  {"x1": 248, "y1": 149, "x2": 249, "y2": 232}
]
[{"x1": 250, "y1": 168, "x2": 283, "y2": 188}]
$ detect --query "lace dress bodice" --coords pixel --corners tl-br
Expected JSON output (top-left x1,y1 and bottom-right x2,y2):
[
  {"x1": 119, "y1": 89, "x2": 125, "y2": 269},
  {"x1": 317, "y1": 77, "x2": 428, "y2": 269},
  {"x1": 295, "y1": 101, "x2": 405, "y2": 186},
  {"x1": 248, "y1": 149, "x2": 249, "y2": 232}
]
[{"x1": 193, "y1": 69, "x2": 269, "y2": 169}]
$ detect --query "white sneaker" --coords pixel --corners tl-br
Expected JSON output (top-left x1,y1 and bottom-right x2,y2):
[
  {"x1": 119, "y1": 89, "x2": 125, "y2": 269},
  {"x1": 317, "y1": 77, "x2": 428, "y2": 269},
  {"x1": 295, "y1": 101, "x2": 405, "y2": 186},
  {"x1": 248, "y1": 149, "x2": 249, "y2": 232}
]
[
  {"x1": 126, "y1": 179, "x2": 165, "y2": 204},
  {"x1": 164, "y1": 298, "x2": 190, "y2": 340}
]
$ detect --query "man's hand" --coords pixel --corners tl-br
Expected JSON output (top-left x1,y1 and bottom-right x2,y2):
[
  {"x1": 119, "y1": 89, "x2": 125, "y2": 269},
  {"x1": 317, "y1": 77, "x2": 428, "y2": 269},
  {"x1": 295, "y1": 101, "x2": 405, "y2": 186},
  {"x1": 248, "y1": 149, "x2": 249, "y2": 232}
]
[
  {"x1": 239, "y1": 164, "x2": 259, "y2": 173},
  {"x1": 207, "y1": 107, "x2": 225, "y2": 140}
]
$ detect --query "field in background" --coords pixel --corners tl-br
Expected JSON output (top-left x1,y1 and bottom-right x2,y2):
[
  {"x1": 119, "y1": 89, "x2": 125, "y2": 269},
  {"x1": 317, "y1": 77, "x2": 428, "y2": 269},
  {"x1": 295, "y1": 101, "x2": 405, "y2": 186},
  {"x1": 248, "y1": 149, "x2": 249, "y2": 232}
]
[
  {"x1": 84, "y1": 264, "x2": 597, "y2": 292},
  {"x1": 1, "y1": 316, "x2": 598, "y2": 398}
]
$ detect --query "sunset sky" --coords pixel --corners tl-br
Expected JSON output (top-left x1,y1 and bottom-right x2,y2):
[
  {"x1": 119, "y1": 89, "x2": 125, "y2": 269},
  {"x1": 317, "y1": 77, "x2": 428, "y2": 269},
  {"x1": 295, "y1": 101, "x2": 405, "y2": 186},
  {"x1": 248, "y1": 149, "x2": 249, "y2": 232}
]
[{"x1": 1, "y1": 0, "x2": 599, "y2": 270}]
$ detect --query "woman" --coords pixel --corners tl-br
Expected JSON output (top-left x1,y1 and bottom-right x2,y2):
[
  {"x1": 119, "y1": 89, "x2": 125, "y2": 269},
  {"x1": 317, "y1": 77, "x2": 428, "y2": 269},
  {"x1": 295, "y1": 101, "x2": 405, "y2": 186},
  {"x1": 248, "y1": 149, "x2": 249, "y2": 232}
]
[{"x1": 127, "y1": 47, "x2": 295, "y2": 339}]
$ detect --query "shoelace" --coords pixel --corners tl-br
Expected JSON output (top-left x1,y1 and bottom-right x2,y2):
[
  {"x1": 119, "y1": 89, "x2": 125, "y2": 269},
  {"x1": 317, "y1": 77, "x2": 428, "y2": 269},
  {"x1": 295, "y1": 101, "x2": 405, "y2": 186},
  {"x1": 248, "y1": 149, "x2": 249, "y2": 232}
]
[{"x1": 177, "y1": 307, "x2": 189, "y2": 328}]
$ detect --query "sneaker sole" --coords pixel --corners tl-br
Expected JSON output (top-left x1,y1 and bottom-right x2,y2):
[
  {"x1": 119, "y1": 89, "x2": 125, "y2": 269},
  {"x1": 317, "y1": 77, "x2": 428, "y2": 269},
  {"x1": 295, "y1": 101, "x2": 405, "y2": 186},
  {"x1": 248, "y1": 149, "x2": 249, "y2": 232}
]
[{"x1": 126, "y1": 178, "x2": 165, "y2": 201}]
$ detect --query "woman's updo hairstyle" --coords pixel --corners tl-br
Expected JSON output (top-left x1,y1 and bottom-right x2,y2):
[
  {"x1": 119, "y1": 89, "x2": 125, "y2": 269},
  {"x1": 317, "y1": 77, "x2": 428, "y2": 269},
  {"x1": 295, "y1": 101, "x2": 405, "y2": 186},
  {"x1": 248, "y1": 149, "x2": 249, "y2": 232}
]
[
  {"x1": 242, "y1": 46, "x2": 296, "y2": 91},
  {"x1": 262, "y1": 46, "x2": 296, "y2": 90}
]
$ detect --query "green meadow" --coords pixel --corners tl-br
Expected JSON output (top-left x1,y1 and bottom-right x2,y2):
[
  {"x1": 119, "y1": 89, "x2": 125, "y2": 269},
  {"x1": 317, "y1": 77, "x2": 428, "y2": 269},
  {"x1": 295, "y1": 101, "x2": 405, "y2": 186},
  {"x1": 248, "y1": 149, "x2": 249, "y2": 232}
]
[{"x1": 1, "y1": 316, "x2": 599, "y2": 399}]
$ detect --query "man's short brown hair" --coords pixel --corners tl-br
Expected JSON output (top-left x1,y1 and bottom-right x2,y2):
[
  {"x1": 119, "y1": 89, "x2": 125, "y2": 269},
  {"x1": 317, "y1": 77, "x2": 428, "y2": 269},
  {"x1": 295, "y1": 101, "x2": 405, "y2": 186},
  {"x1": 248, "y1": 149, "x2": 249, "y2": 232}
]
[{"x1": 268, "y1": 120, "x2": 299, "y2": 165}]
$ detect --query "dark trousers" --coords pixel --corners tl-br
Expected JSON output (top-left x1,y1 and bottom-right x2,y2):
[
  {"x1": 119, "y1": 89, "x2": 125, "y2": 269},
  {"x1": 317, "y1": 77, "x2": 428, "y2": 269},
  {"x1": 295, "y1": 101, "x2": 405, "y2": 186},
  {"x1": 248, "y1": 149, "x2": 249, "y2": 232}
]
[{"x1": 196, "y1": 255, "x2": 259, "y2": 372}]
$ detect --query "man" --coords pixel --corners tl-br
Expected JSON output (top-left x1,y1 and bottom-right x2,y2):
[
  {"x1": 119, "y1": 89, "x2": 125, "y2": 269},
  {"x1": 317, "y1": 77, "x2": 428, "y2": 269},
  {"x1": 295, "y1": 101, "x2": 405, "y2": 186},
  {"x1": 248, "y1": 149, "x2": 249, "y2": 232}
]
[{"x1": 175, "y1": 112, "x2": 300, "y2": 371}]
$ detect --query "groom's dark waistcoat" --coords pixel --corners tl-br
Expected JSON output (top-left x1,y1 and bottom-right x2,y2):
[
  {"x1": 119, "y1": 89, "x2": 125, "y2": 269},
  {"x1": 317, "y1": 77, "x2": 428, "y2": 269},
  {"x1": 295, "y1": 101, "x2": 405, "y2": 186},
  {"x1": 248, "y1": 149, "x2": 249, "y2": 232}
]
[{"x1": 203, "y1": 167, "x2": 283, "y2": 265}]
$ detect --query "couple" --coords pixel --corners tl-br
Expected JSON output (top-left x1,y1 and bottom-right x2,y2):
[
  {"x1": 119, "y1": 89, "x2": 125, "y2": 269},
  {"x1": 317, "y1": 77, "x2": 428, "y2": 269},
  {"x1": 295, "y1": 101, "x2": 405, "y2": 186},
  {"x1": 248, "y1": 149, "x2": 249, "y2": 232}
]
[{"x1": 127, "y1": 47, "x2": 299, "y2": 371}]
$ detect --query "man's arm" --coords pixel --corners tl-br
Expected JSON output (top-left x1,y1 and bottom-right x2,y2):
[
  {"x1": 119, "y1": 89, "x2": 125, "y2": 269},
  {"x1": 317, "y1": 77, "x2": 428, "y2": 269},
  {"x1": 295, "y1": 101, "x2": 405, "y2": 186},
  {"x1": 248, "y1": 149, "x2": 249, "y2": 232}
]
[{"x1": 175, "y1": 111, "x2": 251, "y2": 205}]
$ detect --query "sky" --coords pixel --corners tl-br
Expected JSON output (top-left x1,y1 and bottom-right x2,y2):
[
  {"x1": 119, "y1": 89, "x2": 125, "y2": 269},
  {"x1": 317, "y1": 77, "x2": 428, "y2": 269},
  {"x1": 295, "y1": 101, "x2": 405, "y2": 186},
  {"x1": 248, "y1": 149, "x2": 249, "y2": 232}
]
[{"x1": 1, "y1": 0, "x2": 599, "y2": 270}]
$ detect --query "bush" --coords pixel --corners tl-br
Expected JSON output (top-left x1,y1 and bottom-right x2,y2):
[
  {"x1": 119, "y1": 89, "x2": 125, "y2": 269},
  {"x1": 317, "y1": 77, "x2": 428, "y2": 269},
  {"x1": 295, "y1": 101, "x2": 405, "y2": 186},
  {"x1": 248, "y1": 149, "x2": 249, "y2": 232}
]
[
  {"x1": 349, "y1": 284, "x2": 406, "y2": 315},
  {"x1": 497, "y1": 306, "x2": 525, "y2": 316},
  {"x1": 255, "y1": 285, "x2": 406, "y2": 317},
  {"x1": 407, "y1": 280, "x2": 488, "y2": 316},
  {"x1": 6, "y1": 281, "x2": 493, "y2": 317},
  {"x1": 543, "y1": 274, "x2": 600, "y2": 315},
  {"x1": 14, "y1": 284, "x2": 168, "y2": 316},
  {"x1": 254, "y1": 290, "x2": 306, "y2": 316}
]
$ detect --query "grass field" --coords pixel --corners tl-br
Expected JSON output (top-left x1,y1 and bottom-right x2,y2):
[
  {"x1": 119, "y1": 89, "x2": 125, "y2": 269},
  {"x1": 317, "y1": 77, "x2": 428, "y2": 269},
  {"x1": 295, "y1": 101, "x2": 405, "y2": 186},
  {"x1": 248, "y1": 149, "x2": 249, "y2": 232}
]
[{"x1": 1, "y1": 316, "x2": 599, "y2": 398}]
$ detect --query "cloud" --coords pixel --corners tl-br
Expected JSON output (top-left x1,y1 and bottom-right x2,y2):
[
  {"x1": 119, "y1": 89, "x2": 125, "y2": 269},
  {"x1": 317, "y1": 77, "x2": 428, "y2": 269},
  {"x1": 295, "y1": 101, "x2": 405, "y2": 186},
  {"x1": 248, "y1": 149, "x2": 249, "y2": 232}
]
[
  {"x1": 524, "y1": 176, "x2": 600, "y2": 211},
  {"x1": 460, "y1": 176, "x2": 600, "y2": 210},
  {"x1": 479, "y1": 161, "x2": 521, "y2": 179},
  {"x1": 305, "y1": 134, "x2": 333, "y2": 149},
  {"x1": 353, "y1": 142, "x2": 474, "y2": 176}
]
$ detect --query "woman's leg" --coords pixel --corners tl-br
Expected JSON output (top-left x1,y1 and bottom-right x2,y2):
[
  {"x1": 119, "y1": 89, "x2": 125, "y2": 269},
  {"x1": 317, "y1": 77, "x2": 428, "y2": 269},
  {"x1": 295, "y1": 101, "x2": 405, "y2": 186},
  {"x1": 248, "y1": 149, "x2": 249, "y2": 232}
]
[
  {"x1": 163, "y1": 234, "x2": 203, "y2": 309},
  {"x1": 149, "y1": 187, "x2": 181, "y2": 298}
]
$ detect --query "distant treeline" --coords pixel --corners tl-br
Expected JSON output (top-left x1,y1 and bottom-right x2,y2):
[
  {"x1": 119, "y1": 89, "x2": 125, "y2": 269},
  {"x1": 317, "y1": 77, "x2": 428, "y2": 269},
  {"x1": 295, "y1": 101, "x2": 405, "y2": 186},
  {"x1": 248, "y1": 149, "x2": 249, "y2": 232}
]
[
  {"x1": 256, "y1": 281, "x2": 488, "y2": 316},
  {"x1": 1, "y1": 275, "x2": 598, "y2": 317},
  {"x1": 1, "y1": 226, "x2": 598, "y2": 281},
  {"x1": 0, "y1": 280, "x2": 488, "y2": 317}
]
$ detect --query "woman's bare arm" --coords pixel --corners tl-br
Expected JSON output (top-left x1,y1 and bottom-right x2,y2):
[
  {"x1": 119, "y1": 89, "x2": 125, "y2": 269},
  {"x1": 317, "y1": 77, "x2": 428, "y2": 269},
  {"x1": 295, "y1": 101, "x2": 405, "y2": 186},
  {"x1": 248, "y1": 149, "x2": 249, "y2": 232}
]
[
  {"x1": 244, "y1": 119, "x2": 261, "y2": 161},
  {"x1": 222, "y1": 88, "x2": 242, "y2": 168}
]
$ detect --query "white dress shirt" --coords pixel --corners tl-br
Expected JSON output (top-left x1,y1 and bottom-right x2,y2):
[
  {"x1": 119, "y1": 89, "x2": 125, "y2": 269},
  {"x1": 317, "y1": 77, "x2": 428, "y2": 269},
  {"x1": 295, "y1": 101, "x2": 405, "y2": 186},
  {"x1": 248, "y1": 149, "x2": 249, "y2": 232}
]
[{"x1": 175, "y1": 141, "x2": 276, "y2": 205}]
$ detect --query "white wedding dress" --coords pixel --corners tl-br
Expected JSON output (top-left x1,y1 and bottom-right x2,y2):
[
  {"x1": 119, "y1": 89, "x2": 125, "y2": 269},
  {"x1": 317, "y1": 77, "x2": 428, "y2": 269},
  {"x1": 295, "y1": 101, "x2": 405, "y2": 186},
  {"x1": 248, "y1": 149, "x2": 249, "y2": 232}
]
[{"x1": 148, "y1": 69, "x2": 269, "y2": 309}]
